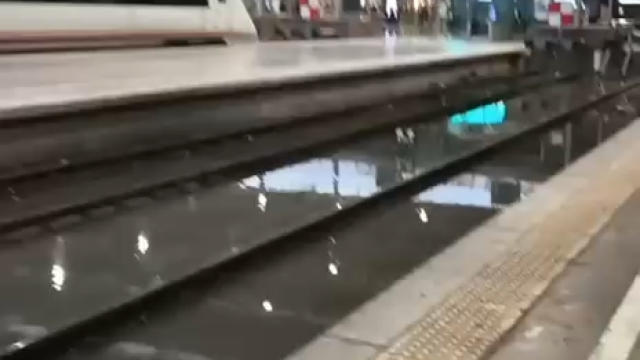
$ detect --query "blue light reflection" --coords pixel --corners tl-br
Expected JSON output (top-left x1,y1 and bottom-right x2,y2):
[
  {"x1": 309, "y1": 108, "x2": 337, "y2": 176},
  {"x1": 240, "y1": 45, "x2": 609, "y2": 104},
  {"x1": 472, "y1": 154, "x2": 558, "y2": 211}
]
[{"x1": 450, "y1": 101, "x2": 506, "y2": 125}]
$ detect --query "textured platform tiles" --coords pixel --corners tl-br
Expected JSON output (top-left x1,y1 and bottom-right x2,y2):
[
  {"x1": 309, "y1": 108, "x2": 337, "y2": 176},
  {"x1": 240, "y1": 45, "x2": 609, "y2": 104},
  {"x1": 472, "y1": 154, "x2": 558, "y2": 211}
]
[
  {"x1": 374, "y1": 122, "x2": 640, "y2": 360},
  {"x1": 0, "y1": 37, "x2": 524, "y2": 119},
  {"x1": 284, "y1": 118, "x2": 640, "y2": 359}
]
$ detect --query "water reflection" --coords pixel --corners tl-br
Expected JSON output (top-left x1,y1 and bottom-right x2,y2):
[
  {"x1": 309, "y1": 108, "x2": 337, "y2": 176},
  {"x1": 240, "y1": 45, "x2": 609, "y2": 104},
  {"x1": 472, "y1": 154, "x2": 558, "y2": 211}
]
[
  {"x1": 136, "y1": 233, "x2": 149, "y2": 256},
  {"x1": 261, "y1": 300, "x2": 274, "y2": 313},
  {"x1": 417, "y1": 208, "x2": 429, "y2": 222},
  {"x1": 450, "y1": 101, "x2": 507, "y2": 125},
  {"x1": 51, "y1": 265, "x2": 65, "y2": 292},
  {"x1": 51, "y1": 236, "x2": 66, "y2": 292},
  {"x1": 240, "y1": 158, "x2": 536, "y2": 209},
  {"x1": 445, "y1": 40, "x2": 472, "y2": 54}
]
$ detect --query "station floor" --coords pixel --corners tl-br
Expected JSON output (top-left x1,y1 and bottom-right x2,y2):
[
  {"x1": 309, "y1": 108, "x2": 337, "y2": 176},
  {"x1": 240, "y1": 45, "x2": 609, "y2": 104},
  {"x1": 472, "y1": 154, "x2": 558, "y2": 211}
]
[
  {"x1": 490, "y1": 188, "x2": 640, "y2": 360},
  {"x1": 630, "y1": 340, "x2": 640, "y2": 360}
]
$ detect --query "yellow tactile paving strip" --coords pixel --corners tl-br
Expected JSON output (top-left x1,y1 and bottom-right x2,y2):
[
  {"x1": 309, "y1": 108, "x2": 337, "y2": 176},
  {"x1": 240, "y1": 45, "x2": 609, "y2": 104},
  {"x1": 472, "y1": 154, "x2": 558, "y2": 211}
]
[{"x1": 373, "y1": 139, "x2": 640, "y2": 360}]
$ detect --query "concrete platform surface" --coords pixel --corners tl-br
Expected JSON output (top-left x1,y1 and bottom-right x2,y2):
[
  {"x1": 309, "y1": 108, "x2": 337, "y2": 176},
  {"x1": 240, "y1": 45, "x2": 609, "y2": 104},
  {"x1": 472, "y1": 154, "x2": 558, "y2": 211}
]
[
  {"x1": 630, "y1": 336, "x2": 640, "y2": 360},
  {"x1": 491, "y1": 191, "x2": 640, "y2": 360},
  {"x1": 0, "y1": 37, "x2": 524, "y2": 120}
]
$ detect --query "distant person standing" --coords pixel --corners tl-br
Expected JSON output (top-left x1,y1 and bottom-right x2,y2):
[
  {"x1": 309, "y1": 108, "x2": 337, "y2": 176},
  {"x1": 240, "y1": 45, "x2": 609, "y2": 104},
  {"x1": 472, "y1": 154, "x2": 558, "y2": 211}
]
[
  {"x1": 437, "y1": 0, "x2": 450, "y2": 35},
  {"x1": 598, "y1": 0, "x2": 619, "y2": 20},
  {"x1": 418, "y1": 6, "x2": 430, "y2": 33},
  {"x1": 533, "y1": 0, "x2": 550, "y2": 22},
  {"x1": 386, "y1": 8, "x2": 401, "y2": 35}
]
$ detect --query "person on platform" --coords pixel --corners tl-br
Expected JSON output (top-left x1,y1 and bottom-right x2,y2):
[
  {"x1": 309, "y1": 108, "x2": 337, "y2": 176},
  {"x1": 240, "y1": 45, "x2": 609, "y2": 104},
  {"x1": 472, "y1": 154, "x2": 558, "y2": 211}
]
[
  {"x1": 436, "y1": 0, "x2": 450, "y2": 35},
  {"x1": 418, "y1": 5, "x2": 430, "y2": 33},
  {"x1": 386, "y1": 8, "x2": 401, "y2": 35},
  {"x1": 586, "y1": 0, "x2": 618, "y2": 23}
]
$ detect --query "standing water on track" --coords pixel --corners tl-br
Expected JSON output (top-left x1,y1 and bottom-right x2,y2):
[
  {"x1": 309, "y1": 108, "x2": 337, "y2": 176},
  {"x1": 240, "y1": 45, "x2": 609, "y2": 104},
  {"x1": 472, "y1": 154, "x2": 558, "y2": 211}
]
[{"x1": 0, "y1": 77, "x2": 637, "y2": 360}]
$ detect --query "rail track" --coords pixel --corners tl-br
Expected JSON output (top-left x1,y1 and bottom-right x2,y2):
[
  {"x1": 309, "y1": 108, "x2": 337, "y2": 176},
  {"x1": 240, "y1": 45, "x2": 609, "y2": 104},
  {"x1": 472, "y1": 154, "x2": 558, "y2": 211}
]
[
  {"x1": 0, "y1": 71, "x2": 571, "y2": 240},
  {"x1": 1, "y1": 72, "x2": 638, "y2": 360}
]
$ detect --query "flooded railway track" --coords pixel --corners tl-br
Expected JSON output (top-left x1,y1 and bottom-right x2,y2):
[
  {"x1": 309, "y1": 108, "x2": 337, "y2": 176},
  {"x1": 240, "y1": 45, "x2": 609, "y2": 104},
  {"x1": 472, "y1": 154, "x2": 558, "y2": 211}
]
[
  {"x1": 1, "y1": 73, "x2": 639, "y2": 360},
  {"x1": 0, "y1": 70, "x2": 535, "y2": 185},
  {"x1": 0, "y1": 72, "x2": 567, "y2": 239}
]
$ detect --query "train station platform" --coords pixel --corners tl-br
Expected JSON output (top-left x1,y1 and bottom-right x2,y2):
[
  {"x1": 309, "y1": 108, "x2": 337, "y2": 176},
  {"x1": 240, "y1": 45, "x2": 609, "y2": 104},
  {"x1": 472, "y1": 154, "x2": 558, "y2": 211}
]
[
  {"x1": 12, "y1": 31, "x2": 640, "y2": 360},
  {"x1": 283, "y1": 103, "x2": 640, "y2": 359},
  {"x1": 0, "y1": 37, "x2": 525, "y2": 121}
]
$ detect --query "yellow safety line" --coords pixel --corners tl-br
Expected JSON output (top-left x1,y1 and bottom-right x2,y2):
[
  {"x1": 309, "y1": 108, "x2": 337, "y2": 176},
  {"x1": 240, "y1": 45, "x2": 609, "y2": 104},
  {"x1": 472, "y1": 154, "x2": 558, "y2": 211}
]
[{"x1": 373, "y1": 141, "x2": 640, "y2": 360}]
